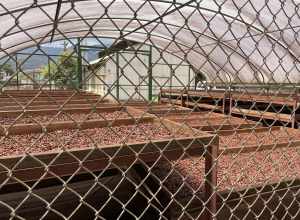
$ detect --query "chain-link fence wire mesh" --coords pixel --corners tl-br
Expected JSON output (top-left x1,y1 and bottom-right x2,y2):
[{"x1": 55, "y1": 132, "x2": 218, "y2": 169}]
[{"x1": 1, "y1": 0, "x2": 300, "y2": 219}]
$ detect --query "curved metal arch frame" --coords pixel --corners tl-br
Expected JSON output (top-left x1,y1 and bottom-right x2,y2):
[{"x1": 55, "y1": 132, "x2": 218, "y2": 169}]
[
  {"x1": 0, "y1": 15, "x2": 267, "y2": 83},
  {"x1": 0, "y1": 0, "x2": 298, "y2": 63},
  {"x1": 0, "y1": 26, "x2": 250, "y2": 83},
  {"x1": 1, "y1": 28, "x2": 226, "y2": 83}
]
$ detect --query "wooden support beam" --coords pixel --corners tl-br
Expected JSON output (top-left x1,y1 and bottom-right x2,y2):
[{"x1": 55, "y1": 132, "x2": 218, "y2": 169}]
[
  {"x1": 0, "y1": 103, "x2": 114, "y2": 111},
  {"x1": 0, "y1": 132, "x2": 217, "y2": 185},
  {"x1": 0, "y1": 99, "x2": 107, "y2": 107},
  {"x1": 0, "y1": 116, "x2": 154, "y2": 136},
  {"x1": 231, "y1": 108, "x2": 292, "y2": 122},
  {"x1": 0, "y1": 95, "x2": 102, "y2": 101},
  {"x1": 204, "y1": 144, "x2": 218, "y2": 220},
  {"x1": 0, "y1": 106, "x2": 123, "y2": 117}
]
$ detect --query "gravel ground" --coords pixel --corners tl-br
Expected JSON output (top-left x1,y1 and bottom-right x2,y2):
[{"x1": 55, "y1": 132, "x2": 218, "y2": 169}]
[
  {"x1": 153, "y1": 129, "x2": 300, "y2": 199},
  {"x1": 0, "y1": 123, "x2": 185, "y2": 157},
  {"x1": 0, "y1": 111, "x2": 142, "y2": 125}
]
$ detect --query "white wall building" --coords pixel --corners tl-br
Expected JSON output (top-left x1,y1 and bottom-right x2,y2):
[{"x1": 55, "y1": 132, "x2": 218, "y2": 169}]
[{"x1": 85, "y1": 43, "x2": 196, "y2": 101}]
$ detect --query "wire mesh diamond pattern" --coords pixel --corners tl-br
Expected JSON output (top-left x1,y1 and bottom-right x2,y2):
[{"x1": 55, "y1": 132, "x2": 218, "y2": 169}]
[{"x1": 1, "y1": 0, "x2": 300, "y2": 219}]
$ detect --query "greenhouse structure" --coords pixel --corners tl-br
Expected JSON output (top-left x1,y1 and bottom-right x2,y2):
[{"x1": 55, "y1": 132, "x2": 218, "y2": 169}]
[{"x1": 1, "y1": 1, "x2": 300, "y2": 219}]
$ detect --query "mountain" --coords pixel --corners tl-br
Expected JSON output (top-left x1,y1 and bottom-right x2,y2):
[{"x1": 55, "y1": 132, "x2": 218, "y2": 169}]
[{"x1": 1, "y1": 38, "x2": 113, "y2": 71}]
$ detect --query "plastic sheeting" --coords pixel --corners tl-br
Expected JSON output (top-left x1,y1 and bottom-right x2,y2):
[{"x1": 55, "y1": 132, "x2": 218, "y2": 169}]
[{"x1": 0, "y1": 0, "x2": 300, "y2": 83}]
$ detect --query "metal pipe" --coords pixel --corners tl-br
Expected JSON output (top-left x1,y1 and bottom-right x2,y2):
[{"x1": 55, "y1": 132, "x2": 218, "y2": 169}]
[
  {"x1": 148, "y1": 45, "x2": 153, "y2": 101},
  {"x1": 77, "y1": 38, "x2": 83, "y2": 89},
  {"x1": 116, "y1": 52, "x2": 120, "y2": 100}
]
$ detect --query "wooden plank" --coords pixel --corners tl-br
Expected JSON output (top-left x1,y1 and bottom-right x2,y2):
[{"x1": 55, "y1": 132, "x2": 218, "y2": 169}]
[
  {"x1": 0, "y1": 95, "x2": 102, "y2": 102},
  {"x1": 0, "y1": 90, "x2": 98, "y2": 96},
  {"x1": 160, "y1": 89, "x2": 186, "y2": 97},
  {"x1": 186, "y1": 90, "x2": 226, "y2": 99},
  {"x1": 0, "y1": 94, "x2": 97, "y2": 98},
  {"x1": 230, "y1": 93, "x2": 296, "y2": 106},
  {"x1": 0, "y1": 116, "x2": 155, "y2": 135},
  {"x1": 231, "y1": 108, "x2": 292, "y2": 122},
  {"x1": 185, "y1": 101, "x2": 223, "y2": 111},
  {"x1": 0, "y1": 106, "x2": 123, "y2": 117},
  {"x1": 161, "y1": 89, "x2": 227, "y2": 99},
  {"x1": 214, "y1": 126, "x2": 279, "y2": 136},
  {"x1": 0, "y1": 99, "x2": 107, "y2": 107},
  {"x1": 134, "y1": 104, "x2": 192, "y2": 115},
  {"x1": 1, "y1": 89, "x2": 85, "y2": 93},
  {"x1": 0, "y1": 103, "x2": 115, "y2": 111},
  {"x1": 193, "y1": 123, "x2": 258, "y2": 131},
  {"x1": 159, "y1": 98, "x2": 183, "y2": 105},
  {"x1": 167, "y1": 114, "x2": 258, "y2": 131},
  {"x1": 163, "y1": 112, "x2": 223, "y2": 120},
  {"x1": 168, "y1": 115, "x2": 225, "y2": 121}
]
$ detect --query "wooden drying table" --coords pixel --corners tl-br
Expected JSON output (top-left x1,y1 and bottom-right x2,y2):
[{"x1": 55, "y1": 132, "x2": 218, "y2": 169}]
[{"x1": 0, "y1": 114, "x2": 218, "y2": 220}]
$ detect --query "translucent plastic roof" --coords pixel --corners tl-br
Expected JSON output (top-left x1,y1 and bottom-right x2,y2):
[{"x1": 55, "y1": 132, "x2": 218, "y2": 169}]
[{"x1": 1, "y1": 0, "x2": 300, "y2": 83}]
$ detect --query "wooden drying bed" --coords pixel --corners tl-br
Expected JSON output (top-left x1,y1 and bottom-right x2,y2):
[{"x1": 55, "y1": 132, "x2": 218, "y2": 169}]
[
  {"x1": 0, "y1": 117, "x2": 218, "y2": 219},
  {"x1": 230, "y1": 92, "x2": 298, "y2": 106},
  {"x1": 161, "y1": 89, "x2": 298, "y2": 106},
  {"x1": 159, "y1": 89, "x2": 300, "y2": 125},
  {"x1": 231, "y1": 108, "x2": 293, "y2": 122},
  {"x1": 160, "y1": 89, "x2": 228, "y2": 113},
  {"x1": 218, "y1": 126, "x2": 300, "y2": 154},
  {"x1": 165, "y1": 112, "x2": 258, "y2": 131},
  {"x1": 0, "y1": 106, "x2": 145, "y2": 135},
  {"x1": 152, "y1": 126, "x2": 300, "y2": 219}
]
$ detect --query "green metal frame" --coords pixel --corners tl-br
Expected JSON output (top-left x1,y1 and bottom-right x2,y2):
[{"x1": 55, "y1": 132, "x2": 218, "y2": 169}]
[
  {"x1": 148, "y1": 45, "x2": 153, "y2": 101},
  {"x1": 77, "y1": 38, "x2": 83, "y2": 89}
]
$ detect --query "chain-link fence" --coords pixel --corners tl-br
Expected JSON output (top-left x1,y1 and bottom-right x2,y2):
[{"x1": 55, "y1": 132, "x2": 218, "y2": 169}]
[{"x1": 1, "y1": 0, "x2": 300, "y2": 219}]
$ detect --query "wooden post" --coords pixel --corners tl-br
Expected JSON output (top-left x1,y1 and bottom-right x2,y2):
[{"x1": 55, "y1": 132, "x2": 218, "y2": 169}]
[
  {"x1": 158, "y1": 89, "x2": 162, "y2": 104},
  {"x1": 292, "y1": 90, "x2": 298, "y2": 128},
  {"x1": 222, "y1": 92, "x2": 226, "y2": 114},
  {"x1": 204, "y1": 144, "x2": 218, "y2": 220},
  {"x1": 181, "y1": 89, "x2": 185, "y2": 107},
  {"x1": 229, "y1": 93, "x2": 233, "y2": 116}
]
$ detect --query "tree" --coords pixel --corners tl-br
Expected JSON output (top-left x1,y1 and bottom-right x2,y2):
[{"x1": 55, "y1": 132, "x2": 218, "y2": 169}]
[
  {"x1": 40, "y1": 50, "x2": 78, "y2": 88},
  {"x1": 0, "y1": 63, "x2": 14, "y2": 75}
]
